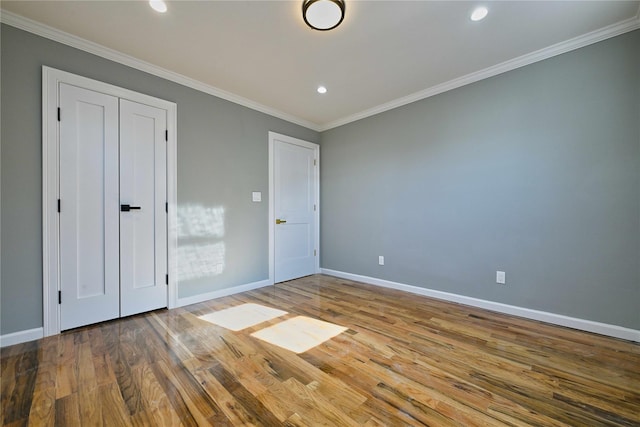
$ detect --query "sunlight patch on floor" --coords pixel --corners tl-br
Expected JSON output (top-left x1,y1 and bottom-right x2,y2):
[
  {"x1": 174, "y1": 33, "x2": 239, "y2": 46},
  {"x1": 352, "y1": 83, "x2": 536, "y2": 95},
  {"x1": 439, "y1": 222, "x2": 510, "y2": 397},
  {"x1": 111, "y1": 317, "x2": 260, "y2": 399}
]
[
  {"x1": 199, "y1": 303, "x2": 288, "y2": 331},
  {"x1": 251, "y1": 316, "x2": 347, "y2": 354}
]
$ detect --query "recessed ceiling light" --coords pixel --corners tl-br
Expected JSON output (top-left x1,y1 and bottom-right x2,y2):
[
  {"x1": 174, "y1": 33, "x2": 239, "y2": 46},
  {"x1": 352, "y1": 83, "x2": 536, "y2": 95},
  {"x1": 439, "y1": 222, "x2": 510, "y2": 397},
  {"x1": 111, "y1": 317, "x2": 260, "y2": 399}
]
[
  {"x1": 470, "y1": 6, "x2": 488, "y2": 22},
  {"x1": 149, "y1": 0, "x2": 167, "y2": 13},
  {"x1": 317, "y1": 86, "x2": 328, "y2": 94}
]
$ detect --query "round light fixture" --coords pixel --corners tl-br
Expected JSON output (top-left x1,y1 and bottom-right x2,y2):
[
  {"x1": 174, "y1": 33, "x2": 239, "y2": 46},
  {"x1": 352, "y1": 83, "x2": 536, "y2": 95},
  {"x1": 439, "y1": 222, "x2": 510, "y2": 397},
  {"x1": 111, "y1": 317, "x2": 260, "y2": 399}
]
[
  {"x1": 149, "y1": 0, "x2": 167, "y2": 13},
  {"x1": 303, "y1": 0, "x2": 345, "y2": 31},
  {"x1": 470, "y1": 6, "x2": 488, "y2": 21},
  {"x1": 317, "y1": 86, "x2": 328, "y2": 94}
]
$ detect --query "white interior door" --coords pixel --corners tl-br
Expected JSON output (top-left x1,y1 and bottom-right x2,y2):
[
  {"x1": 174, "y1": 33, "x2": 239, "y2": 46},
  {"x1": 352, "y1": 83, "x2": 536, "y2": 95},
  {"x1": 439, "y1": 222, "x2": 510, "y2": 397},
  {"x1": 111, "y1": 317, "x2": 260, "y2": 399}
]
[
  {"x1": 119, "y1": 99, "x2": 168, "y2": 316},
  {"x1": 44, "y1": 66, "x2": 177, "y2": 336},
  {"x1": 59, "y1": 83, "x2": 120, "y2": 330},
  {"x1": 274, "y1": 139, "x2": 318, "y2": 282}
]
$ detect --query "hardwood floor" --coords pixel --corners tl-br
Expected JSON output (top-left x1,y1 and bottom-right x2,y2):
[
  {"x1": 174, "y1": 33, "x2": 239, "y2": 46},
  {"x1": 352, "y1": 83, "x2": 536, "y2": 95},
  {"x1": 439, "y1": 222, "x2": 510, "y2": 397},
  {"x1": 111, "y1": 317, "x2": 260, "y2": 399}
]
[{"x1": 2, "y1": 274, "x2": 639, "y2": 426}]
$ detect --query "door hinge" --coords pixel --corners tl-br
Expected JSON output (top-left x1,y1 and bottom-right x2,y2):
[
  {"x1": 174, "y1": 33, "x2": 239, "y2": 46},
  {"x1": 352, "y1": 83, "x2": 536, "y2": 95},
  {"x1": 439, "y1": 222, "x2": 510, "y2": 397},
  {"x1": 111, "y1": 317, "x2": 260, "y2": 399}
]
[
  {"x1": 166, "y1": 274, "x2": 169, "y2": 285},
  {"x1": 165, "y1": 130, "x2": 168, "y2": 142},
  {"x1": 57, "y1": 108, "x2": 61, "y2": 122},
  {"x1": 57, "y1": 199, "x2": 61, "y2": 213},
  {"x1": 313, "y1": 204, "x2": 316, "y2": 211},
  {"x1": 314, "y1": 249, "x2": 317, "y2": 256},
  {"x1": 58, "y1": 290, "x2": 62, "y2": 304},
  {"x1": 314, "y1": 159, "x2": 317, "y2": 166},
  {"x1": 165, "y1": 202, "x2": 168, "y2": 213}
]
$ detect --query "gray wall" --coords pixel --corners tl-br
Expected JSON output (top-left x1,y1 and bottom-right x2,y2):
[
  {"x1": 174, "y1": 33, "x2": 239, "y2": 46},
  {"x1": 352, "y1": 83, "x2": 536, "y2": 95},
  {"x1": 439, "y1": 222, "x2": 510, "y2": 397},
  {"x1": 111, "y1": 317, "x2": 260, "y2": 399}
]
[
  {"x1": 2, "y1": 22, "x2": 639, "y2": 336},
  {"x1": 0, "y1": 24, "x2": 319, "y2": 335},
  {"x1": 321, "y1": 30, "x2": 640, "y2": 329}
]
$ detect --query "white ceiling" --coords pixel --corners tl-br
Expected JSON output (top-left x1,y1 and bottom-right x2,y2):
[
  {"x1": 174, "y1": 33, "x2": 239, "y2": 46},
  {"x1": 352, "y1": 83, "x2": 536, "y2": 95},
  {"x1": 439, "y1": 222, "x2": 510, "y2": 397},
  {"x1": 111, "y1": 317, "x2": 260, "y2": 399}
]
[{"x1": 2, "y1": 1, "x2": 639, "y2": 131}]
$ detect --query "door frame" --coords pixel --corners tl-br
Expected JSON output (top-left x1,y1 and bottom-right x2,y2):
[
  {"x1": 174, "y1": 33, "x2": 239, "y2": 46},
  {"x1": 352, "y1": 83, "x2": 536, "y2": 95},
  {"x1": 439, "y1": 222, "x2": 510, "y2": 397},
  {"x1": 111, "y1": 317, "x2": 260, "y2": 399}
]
[
  {"x1": 42, "y1": 66, "x2": 178, "y2": 336},
  {"x1": 268, "y1": 132, "x2": 320, "y2": 284}
]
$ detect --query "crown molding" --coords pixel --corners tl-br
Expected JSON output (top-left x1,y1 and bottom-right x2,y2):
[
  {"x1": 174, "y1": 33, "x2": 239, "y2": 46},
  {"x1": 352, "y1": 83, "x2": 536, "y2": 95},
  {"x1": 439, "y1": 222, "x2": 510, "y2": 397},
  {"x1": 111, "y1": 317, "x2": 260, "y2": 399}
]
[
  {"x1": 0, "y1": 10, "x2": 322, "y2": 132},
  {"x1": 319, "y1": 12, "x2": 640, "y2": 131},
  {"x1": 2, "y1": 8, "x2": 638, "y2": 133}
]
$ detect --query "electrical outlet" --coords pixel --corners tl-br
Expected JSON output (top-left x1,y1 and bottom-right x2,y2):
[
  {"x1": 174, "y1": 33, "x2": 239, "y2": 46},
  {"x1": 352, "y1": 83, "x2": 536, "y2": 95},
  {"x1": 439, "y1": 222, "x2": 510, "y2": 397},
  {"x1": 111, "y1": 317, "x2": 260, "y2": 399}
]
[
  {"x1": 378, "y1": 256, "x2": 384, "y2": 266},
  {"x1": 496, "y1": 270, "x2": 506, "y2": 285}
]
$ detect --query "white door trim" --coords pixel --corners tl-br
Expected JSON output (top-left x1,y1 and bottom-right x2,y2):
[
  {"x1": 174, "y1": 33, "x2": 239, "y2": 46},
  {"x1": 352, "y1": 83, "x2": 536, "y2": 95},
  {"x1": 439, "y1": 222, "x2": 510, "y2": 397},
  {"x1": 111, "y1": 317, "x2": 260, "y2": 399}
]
[
  {"x1": 268, "y1": 132, "x2": 320, "y2": 284},
  {"x1": 42, "y1": 66, "x2": 178, "y2": 336}
]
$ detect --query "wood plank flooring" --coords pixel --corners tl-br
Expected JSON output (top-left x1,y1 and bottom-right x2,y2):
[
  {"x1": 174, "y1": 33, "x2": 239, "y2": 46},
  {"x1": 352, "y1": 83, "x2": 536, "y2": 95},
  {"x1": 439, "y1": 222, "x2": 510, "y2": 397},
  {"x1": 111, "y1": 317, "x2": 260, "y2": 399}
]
[{"x1": 2, "y1": 274, "x2": 639, "y2": 426}]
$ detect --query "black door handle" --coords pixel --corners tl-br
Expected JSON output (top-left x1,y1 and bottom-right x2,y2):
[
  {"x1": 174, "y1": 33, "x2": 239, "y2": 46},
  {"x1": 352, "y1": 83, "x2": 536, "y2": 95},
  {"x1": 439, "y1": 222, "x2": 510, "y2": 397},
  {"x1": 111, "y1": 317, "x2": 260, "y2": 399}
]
[{"x1": 120, "y1": 204, "x2": 141, "y2": 212}]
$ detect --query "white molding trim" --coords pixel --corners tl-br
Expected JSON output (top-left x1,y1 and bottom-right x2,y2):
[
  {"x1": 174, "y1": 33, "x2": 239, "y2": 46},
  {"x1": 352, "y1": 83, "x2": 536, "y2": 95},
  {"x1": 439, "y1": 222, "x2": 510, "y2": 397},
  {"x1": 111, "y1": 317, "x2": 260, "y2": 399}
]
[
  {"x1": 42, "y1": 67, "x2": 57, "y2": 337},
  {"x1": 42, "y1": 66, "x2": 178, "y2": 336},
  {"x1": 167, "y1": 104, "x2": 179, "y2": 310},
  {"x1": 3, "y1": 9, "x2": 639, "y2": 133},
  {"x1": 268, "y1": 132, "x2": 321, "y2": 285},
  {"x1": 177, "y1": 279, "x2": 272, "y2": 307},
  {"x1": 319, "y1": 14, "x2": 640, "y2": 131},
  {"x1": 0, "y1": 10, "x2": 320, "y2": 132},
  {"x1": 0, "y1": 328, "x2": 44, "y2": 348},
  {"x1": 321, "y1": 269, "x2": 640, "y2": 343}
]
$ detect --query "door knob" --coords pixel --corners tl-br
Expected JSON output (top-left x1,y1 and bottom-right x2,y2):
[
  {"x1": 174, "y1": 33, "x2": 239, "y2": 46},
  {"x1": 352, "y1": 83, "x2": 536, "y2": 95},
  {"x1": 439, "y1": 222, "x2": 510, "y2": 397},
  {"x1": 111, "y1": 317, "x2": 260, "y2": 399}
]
[
  {"x1": 276, "y1": 219, "x2": 287, "y2": 224},
  {"x1": 121, "y1": 204, "x2": 142, "y2": 212}
]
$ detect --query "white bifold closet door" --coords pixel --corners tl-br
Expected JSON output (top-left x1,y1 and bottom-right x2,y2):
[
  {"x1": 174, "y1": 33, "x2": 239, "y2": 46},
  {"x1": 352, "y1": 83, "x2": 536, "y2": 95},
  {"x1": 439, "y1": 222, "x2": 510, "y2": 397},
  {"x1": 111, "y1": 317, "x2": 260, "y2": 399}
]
[
  {"x1": 119, "y1": 99, "x2": 167, "y2": 317},
  {"x1": 59, "y1": 83, "x2": 120, "y2": 330},
  {"x1": 59, "y1": 84, "x2": 167, "y2": 331}
]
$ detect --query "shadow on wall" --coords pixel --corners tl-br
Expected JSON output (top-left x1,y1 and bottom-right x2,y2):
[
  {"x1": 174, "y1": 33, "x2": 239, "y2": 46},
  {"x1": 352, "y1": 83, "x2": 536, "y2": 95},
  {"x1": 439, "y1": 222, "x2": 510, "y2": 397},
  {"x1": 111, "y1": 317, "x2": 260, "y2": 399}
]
[{"x1": 176, "y1": 204, "x2": 226, "y2": 282}]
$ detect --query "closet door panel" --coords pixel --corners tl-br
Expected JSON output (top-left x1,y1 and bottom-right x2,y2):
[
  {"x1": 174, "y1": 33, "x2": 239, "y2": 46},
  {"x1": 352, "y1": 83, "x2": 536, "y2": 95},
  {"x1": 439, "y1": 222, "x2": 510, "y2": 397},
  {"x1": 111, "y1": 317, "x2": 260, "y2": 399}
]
[
  {"x1": 119, "y1": 99, "x2": 168, "y2": 317},
  {"x1": 59, "y1": 83, "x2": 120, "y2": 330}
]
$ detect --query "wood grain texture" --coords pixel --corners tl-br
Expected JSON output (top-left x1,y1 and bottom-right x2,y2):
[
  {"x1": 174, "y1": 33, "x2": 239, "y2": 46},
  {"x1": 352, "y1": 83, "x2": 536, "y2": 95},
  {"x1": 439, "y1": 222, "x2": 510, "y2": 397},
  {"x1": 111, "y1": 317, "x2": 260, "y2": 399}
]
[{"x1": 2, "y1": 274, "x2": 639, "y2": 426}]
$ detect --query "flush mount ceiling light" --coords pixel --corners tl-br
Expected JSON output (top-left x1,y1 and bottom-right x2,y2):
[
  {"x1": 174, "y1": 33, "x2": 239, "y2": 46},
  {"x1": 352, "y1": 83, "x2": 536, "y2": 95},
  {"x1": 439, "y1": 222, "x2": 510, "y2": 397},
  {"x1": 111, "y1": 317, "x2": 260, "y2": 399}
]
[
  {"x1": 303, "y1": 0, "x2": 345, "y2": 31},
  {"x1": 149, "y1": 0, "x2": 167, "y2": 13},
  {"x1": 470, "y1": 6, "x2": 488, "y2": 21},
  {"x1": 317, "y1": 85, "x2": 328, "y2": 94}
]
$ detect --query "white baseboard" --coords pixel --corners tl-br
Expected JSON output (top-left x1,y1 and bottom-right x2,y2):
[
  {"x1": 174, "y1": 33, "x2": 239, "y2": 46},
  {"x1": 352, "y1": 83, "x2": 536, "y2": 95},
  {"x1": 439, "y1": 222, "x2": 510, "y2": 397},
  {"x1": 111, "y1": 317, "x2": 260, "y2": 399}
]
[
  {"x1": 4, "y1": 274, "x2": 635, "y2": 346},
  {"x1": 177, "y1": 279, "x2": 272, "y2": 307},
  {"x1": 1, "y1": 280, "x2": 273, "y2": 347},
  {"x1": 321, "y1": 269, "x2": 640, "y2": 343},
  {"x1": 0, "y1": 327, "x2": 44, "y2": 348}
]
